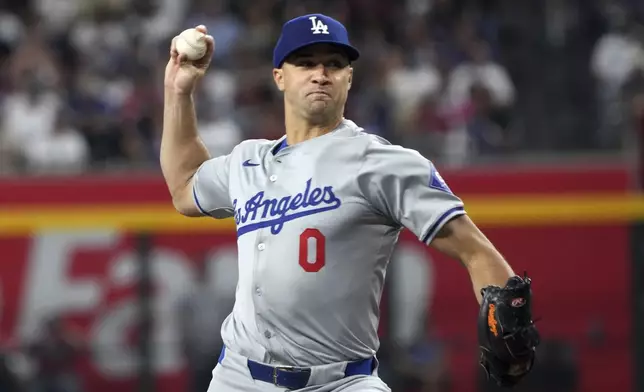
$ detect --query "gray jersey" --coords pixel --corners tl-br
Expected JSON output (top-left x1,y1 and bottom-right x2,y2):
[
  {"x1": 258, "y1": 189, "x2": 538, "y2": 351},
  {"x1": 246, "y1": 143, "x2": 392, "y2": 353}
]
[{"x1": 192, "y1": 119, "x2": 465, "y2": 367}]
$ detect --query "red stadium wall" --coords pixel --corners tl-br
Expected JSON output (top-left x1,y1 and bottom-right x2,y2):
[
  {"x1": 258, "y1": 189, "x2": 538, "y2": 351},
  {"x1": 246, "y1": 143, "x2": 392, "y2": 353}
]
[{"x1": 0, "y1": 164, "x2": 637, "y2": 392}]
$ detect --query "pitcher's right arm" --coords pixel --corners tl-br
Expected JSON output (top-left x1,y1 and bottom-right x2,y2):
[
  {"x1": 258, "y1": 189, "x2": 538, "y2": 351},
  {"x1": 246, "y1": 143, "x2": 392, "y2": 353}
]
[
  {"x1": 160, "y1": 25, "x2": 216, "y2": 216},
  {"x1": 160, "y1": 90, "x2": 210, "y2": 216}
]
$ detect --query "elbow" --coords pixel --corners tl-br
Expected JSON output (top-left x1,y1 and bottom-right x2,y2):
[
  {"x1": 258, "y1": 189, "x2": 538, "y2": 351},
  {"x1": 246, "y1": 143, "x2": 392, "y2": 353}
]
[
  {"x1": 172, "y1": 198, "x2": 192, "y2": 216},
  {"x1": 172, "y1": 196, "x2": 201, "y2": 217},
  {"x1": 169, "y1": 184, "x2": 202, "y2": 217}
]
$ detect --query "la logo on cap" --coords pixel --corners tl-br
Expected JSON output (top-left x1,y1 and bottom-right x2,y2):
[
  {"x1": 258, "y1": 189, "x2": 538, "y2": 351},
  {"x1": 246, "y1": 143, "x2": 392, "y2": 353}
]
[{"x1": 309, "y1": 16, "x2": 329, "y2": 34}]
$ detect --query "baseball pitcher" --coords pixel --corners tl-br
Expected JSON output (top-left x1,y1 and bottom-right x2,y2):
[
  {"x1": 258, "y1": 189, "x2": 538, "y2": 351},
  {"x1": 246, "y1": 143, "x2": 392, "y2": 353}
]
[{"x1": 161, "y1": 13, "x2": 540, "y2": 392}]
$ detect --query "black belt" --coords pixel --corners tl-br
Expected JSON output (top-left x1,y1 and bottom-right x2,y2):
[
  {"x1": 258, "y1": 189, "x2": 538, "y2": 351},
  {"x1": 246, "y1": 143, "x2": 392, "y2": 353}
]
[{"x1": 218, "y1": 346, "x2": 374, "y2": 390}]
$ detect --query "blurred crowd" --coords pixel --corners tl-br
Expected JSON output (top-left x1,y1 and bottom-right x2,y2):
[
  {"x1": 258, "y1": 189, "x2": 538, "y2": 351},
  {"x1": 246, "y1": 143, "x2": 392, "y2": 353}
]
[{"x1": 0, "y1": 0, "x2": 643, "y2": 175}]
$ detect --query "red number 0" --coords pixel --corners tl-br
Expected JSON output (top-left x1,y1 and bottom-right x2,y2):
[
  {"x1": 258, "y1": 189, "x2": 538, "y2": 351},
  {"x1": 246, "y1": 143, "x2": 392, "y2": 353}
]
[{"x1": 299, "y1": 228, "x2": 326, "y2": 272}]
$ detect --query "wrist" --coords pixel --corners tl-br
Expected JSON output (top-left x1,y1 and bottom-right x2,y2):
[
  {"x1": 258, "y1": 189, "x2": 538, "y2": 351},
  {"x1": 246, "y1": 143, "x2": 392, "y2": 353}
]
[{"x1": 164, "y1": 87, "x2": 194, "y2": 99}]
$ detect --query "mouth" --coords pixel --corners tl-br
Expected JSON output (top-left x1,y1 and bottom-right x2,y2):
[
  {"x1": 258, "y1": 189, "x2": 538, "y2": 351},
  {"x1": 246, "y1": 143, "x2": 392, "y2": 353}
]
[{"x1": 307, "y1": 91, "x2": 331, "y2": 98}]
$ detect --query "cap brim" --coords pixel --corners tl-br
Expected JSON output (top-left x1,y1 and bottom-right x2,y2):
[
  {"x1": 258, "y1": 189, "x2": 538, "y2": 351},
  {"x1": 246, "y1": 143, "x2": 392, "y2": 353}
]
[{"x1": 278, "y1": 41, "x2": 360, "y2": 68}]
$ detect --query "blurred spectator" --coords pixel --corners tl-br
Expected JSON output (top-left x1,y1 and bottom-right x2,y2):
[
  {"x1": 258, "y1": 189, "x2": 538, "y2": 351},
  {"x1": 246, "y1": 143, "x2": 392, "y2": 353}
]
[
  {"x1": 201, "y1": 68, "x2": 239, "y2": 119},
  {"x1": 0, "y1": 70, "x2": 62, "y2": 173},
  {"x1": 141, "y1": 0, "x2": 188, "y2": 45},
  {"x1": 22, "y1": 110, "x2": 89, "y2": 174},
  {"x1": 0, "y1": 9, "x2": 24, "y2": 68},
  {"x1": 6, "y1": 23, "x2": 61, "y2": 90},
  {"x1": 591, "y1": 5, "x2": 644, "y2": 149},
  {"x1": 446, "y1": 39, "x2": 514, "y2": 110},
  {"x1": 120, "y1": 66, "x2": 163, "y2": 164},
  {"x1": 68, "y1": 5, "x2": 133, "y2": 74},
  {"x1": 195, "y1": 88, "x2": 242, "y2": 158},
  {"x1": 385, "y1": 46, "x2": 442, "y2": 135},
  {"x1": 442, "y1": 38, "x2": 515, "y2": 164},
  {"x1": 176, "y1": 259, "x2": 235, "y2": 392},
  {"x1": 67, "y1": 69, "x2": 128, "y2": 168},
  {"x1": 408, "y1": 94, "x2": 450, "y2": 162},
  {"x1": 466, "y1": 82, "x2": 513, "y2": 156},
  {"x1": 28, "y1": 316, "x2": 85, "y2": 392},
  {"x1": 185, "y1": 0, "x2": 242, "y2": 64},
  {"x1": 31, "y1": 0, "x2": 80, "y2": 37},
  {"x1": 237, "y1": 2, "x2": 278, "y2": 54}
]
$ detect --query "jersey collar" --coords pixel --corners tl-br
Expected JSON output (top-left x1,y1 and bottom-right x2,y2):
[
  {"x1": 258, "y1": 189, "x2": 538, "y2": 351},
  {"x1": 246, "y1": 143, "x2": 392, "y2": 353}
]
[
  {"x1": 270, "y1": 118, "x2": 355, "y2": 156},
  {"x1": 272, "y1": 138, "x2": 289, "y2": 155}
]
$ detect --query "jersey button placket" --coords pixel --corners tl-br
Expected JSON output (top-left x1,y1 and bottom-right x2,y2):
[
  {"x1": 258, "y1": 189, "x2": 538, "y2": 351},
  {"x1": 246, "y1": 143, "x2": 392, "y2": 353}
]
[
  {"x1": 256, "y1": 154, "x2": 283, "y2": 351},
  {"x1": 267, "y1": 152, "x2": 283, "y2": 185},
  {"x1": 252, "y1": 232, "x2": 271, "y2": 346}
]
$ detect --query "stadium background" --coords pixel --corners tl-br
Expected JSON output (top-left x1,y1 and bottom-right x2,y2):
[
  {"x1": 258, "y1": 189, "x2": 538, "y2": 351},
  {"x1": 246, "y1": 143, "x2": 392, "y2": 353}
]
[{"x1": 0, "y1": 0, "x2": 642, "y2": 391}]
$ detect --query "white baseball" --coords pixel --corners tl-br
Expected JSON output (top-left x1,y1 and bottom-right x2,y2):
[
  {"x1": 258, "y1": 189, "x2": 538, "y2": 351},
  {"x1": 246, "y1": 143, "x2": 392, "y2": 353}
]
[{"x1": 175, "y1": 28, "x2": 208, "y2": 61}]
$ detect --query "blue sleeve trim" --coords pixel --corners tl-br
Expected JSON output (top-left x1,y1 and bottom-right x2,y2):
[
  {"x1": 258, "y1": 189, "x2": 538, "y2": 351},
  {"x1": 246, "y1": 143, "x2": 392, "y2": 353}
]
[
  {"x1": 421, "y1": 206, "x2": 466, "y2": 244},
  {"x1": 192, "y1": 184, "x2": 212, "y2": 217}
]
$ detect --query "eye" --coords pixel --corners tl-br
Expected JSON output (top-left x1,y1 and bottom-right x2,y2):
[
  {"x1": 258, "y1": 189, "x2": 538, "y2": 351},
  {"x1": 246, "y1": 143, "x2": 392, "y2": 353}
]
[
  {"x1": 326, "y1": 60, "x2": 343, "y2": 68},
  {"x1": 297, "y1": 60, "x2": 316, "y2": 68}
]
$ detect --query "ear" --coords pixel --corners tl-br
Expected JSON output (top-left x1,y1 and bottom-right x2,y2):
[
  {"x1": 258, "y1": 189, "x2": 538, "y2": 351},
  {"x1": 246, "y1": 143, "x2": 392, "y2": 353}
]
[
  {"x1": 273, "y1": 68, "x2": 285, "y2": 92},
  {"x1": 347, "y1": 67, "x2": 353, "y2": 90}
]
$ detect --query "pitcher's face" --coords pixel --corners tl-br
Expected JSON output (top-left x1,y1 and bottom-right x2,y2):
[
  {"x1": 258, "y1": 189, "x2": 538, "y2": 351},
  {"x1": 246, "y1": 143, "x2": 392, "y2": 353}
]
[{"x1": 274, "y1": 44, "x2": 353, "y2": 120}]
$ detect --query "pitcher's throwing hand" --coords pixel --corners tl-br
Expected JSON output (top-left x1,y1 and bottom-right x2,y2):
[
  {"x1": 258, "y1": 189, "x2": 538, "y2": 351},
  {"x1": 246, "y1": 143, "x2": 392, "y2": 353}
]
[{"x1": 164, "y1": 25, "x2": 215, "y2": 95}]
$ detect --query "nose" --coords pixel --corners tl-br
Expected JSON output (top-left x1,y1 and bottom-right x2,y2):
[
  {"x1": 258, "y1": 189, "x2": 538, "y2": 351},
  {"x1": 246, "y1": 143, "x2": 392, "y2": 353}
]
[{"x1": 310, "y1": 64, "x2": 331, "y2": 85}]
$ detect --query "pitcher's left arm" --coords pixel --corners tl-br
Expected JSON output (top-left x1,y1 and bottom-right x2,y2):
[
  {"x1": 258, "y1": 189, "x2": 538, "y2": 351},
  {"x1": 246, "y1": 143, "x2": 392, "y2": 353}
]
[
  {"x1": 431, "y1": 214, "x2": 514, "y2": 303},
  {"x1": 432, "y1": 214, "x2": 540, "y2": 388}
]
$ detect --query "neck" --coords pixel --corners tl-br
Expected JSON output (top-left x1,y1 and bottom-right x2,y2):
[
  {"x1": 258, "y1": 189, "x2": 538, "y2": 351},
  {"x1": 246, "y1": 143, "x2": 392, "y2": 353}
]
[{"x1": 284, "y1": 107, "x2": 344, "y2": 145}]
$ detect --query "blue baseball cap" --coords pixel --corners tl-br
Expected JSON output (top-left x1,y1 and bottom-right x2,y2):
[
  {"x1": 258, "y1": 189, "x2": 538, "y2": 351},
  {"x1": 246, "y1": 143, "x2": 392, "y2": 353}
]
[{"x1": 273, "y1": 13, "x2": 360, "y2": 68}]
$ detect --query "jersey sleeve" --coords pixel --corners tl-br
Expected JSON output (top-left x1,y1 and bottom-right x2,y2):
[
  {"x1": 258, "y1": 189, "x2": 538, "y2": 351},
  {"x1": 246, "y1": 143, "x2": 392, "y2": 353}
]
[
  {"x1": 191, "y1": 153, "x2": 234, "y2": 219},
  {"x1": 357, "y1": 137, "x2": 466, "y2": 244}
]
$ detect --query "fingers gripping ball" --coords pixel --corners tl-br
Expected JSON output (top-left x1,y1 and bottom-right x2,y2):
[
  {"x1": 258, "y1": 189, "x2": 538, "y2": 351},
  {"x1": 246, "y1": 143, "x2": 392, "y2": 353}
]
[
  {"x1": 478, "y1": 274, "x2": 540, "y2": 387},
  {"x1": 176, "y1": 28, "x2": 208, "y2": 61}
]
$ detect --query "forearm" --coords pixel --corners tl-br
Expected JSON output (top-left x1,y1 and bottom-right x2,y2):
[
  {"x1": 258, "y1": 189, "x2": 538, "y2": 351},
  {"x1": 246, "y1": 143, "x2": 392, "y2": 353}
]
[
  {"x1": 431, "y1": 215, "x2": 515, "y2": 304},
  {"x1": 160, "y1": 89, "x2": 210, "y2": 199},
  {"x1": 464, "y1": 246, "x2": 515, "y2": 304}
]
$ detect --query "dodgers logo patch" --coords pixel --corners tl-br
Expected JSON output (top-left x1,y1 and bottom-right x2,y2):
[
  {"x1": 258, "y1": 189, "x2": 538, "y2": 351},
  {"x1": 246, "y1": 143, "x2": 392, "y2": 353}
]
[
  {"x1": 429, "y1": 166, "x2": 453, "y2": 194},
  {"x1": 234, "y1": 179, "x2": 341, "y2": 237}
]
